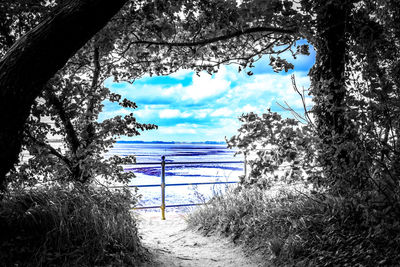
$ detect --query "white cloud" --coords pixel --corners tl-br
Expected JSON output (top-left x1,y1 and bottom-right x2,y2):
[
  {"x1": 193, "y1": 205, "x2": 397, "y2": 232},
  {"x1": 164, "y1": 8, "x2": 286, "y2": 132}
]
[
  {"x1": 159, "y1": 109, "x2": 192, "y2": 118},
  {"x1": 181, "y1": 72, "x2": 231, "y2": 101},
  {"x1": 133, "y1": 106, "x2": 157, "y2": 119},
  {"x1": 162, "y1": 84, "x2": 183, "y2": 96},
  {"x1": 236, "y1": 104, "x2": 260, "y2": 114},
  {"x1": 217, "y1": 71, "x2": 312, "y2": 115},
  {"x1": 194, "y1": 109, "x2": 212, "y2": 119},
  {"x1": 210, "y1": 107, "x2": 233, "y2": 117},
  {"x1": 180, "y1": 111, "x2": 192, "y2": 118},
  {"x1": 176, "y1": 123, "x2": 201, "y2": 128},
  {"x1": 168, "y1": 69, "x2": 194, "y2": 79},
  {"x1": 158, "y1": 109, "x2": 180, "y2": 118},
  {"x1": 102, "y1": 54, "x2": 314, "y2": 141}
]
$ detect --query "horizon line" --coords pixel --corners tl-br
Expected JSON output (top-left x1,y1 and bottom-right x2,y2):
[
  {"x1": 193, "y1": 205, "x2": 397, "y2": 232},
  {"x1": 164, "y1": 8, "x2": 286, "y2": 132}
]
[{"x1": 116, "y1": 140, "x2": 227, "y2": 144}]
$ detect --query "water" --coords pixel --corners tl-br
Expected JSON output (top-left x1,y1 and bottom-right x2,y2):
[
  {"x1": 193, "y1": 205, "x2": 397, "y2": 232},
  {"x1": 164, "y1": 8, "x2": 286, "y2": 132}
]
[{"x1": 106, "y1": 142, "x2": 244, "y2": 211}]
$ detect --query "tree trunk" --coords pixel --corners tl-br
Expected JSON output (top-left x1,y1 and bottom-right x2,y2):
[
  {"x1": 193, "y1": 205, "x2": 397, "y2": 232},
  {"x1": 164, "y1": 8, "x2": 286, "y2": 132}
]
[
  {"x1": 309, "y1": 0, "x2": 355, "y2": 191},
  {"x1": 310, "y1": 0, "x2": 350, "y2": 134},
  {"x1": 0, "y1": 0, "x2": 128, "y2": 190}
]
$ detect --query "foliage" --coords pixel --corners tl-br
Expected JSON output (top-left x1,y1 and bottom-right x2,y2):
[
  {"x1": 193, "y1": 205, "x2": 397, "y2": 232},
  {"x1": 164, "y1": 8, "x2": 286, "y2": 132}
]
[
  {"x1": 110, "y1": 0, "x2": 303, "y2": 80},
  {"x1": 0, "y1": 0, "x2": 59, "y2": 57},
  {"x1": 0, "y1": 185, "x2": 149, "y2": 266},
  {"x1": 227, "y1": 108, "x2": 319, "y2": 188},
  {"x1": 8, "y1": 55, "x2": 156, "y2": 186},
  {"x1": 344, "y1": 0, "x2": 400, "y2": 196},
  {"x1": 0, "y1": 0, "x2": 312, "y2": 187},
  {"x1": 4, "y1": 0, "x2": 398, "y2": 195},
  {"x1": 298, "y1": 0, "x2": 400, "y2": 198},
  {"x1": 188, "y1": 186, "x2": 400, "y2": 266},
  {"x1": 5, "y1": 31, "x2": 157, "y2": 187},
  {"x1": 0, "y1": 0, "x2": 303, "y2": 83},
  {"x1": 1, "y1": 2, "x2": 400, "y2": 265},
  {"x1": 1, "y1": 0, "x2": 305, "y2": 188}
]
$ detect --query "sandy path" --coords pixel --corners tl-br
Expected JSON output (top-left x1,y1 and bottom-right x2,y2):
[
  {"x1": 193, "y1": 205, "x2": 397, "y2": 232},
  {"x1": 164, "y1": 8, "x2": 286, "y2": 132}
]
[{"x1": 136, "y1": 212, "x2": 263, "y2": 267}]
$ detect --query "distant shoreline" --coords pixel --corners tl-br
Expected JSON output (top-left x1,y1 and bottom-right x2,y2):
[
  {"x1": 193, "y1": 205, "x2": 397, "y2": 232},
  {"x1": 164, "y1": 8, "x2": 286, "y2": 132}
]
[
  {"x1": 116, "y1": 141, "x2": 227, "y2": 144},
  {"x1": 44, "y1": 140, "x2": 227, "y2": 145}
]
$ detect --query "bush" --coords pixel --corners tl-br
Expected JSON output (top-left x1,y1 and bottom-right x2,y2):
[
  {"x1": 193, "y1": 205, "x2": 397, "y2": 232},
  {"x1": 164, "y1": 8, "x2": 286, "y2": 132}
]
[
  {"x1": 0, "y1": 185, "x2": 149, "y2": 266},
  {"x1": 187, "y1": 186, "x2": 400, "y2": 266}
]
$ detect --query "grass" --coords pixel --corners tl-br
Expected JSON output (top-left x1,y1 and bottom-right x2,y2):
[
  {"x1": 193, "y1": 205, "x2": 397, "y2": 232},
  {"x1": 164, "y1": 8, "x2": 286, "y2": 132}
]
[
  {"x1": 0, "y1": 185, "x2": 150, "y2": 266},
  {"x1": 187, "y1": 185, "x2": 400, "y2": 266}
]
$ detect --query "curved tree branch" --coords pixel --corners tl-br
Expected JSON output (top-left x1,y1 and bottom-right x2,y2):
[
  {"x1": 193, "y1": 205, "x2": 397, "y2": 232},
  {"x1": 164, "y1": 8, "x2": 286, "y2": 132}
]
[{"x1": 121, "y1": 26, "x2": 297, "y2": 54}]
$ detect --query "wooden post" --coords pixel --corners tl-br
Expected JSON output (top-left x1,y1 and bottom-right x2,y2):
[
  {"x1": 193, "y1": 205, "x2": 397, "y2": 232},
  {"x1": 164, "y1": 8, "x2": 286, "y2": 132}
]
[{"x1": 161, "y1": 155, "x2": 166, "y2": 220}]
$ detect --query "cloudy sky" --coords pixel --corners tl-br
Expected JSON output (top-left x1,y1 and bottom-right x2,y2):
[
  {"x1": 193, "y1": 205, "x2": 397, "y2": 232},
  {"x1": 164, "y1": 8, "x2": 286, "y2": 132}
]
[{"x1": 99, "y1": 40, "x2": 315, "y2": 142}]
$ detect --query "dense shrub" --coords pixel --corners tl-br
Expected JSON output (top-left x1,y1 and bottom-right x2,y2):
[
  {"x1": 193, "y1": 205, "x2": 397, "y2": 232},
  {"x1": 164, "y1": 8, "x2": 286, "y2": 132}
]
[
  {"x1": 187, "y1": 186, "x2": 400, "y2": 266},
  {"x1": 0, "y1": 185, "x2": 149, "y2": 266}
]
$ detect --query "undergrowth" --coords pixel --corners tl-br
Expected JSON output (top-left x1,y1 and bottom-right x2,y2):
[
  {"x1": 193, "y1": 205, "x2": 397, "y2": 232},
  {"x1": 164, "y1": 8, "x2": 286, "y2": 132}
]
[
  {"x1": 187, "y1": 186, "x2": 400, "y2": 266},
  {"x1": 0, "y1": 185, "x2": 149, "y2": 266}
]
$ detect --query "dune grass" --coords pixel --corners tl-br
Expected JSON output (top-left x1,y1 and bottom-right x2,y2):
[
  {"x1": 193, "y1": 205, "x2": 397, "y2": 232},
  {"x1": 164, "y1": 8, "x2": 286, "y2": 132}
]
[
  {"x1": 0, "y1": 185, "x2": 150, "y2": 266},
  {"x1": 187, "y1": 186, "x2": 400, "y2": 266}
]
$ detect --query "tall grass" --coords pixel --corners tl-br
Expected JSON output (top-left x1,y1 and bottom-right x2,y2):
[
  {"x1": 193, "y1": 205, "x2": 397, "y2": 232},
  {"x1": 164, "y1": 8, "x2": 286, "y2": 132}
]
[
  {"x1": 0, "y1": 185, "x2": 149, "y2": 266},
  {"x1": 187, "y1": 186, "x2": 400, "y2": 266}
]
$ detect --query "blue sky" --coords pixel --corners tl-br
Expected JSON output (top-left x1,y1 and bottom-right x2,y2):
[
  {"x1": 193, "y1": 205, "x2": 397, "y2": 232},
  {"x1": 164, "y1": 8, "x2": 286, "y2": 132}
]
[{"x1": 100, "y1": 41, "x2": 316, "y2": 142}]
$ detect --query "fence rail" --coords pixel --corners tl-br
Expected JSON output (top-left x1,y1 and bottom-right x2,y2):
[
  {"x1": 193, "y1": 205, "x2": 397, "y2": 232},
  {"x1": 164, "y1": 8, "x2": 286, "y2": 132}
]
[{"x1": 110, "y1": 155, "x2": 245, "y2": 220}]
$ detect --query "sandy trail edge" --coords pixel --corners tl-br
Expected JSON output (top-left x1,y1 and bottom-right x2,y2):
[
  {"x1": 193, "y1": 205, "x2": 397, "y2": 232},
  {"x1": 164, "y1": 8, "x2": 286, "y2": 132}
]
[{"x1": 135, "y1": 212, "x2": 264, "y2": 267}]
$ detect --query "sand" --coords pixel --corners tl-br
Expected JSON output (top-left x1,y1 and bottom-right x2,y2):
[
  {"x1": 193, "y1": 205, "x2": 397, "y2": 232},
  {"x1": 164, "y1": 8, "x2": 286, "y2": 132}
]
[{"x1": 136, "y1": 211, "x2": 264, "y2": 267}]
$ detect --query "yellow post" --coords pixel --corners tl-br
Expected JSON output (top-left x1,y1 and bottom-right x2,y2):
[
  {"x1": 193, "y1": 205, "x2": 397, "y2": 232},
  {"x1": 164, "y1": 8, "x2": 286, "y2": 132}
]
[
  {"x1": 244, "y1": 152, "x2": 247, "y2": 179},
  {"x1": 161, "y1": 156, "x2": 166, "y2": 220}
]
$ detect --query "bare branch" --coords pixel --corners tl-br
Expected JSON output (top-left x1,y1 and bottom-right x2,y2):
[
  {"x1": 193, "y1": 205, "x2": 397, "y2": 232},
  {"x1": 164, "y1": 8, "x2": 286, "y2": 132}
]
[
  {"x1": 276, "y1": 101, "x2": 308, "y2": 123},
  {"x1": 291, "y1": 75, "x2": 315, "y2": 127}
]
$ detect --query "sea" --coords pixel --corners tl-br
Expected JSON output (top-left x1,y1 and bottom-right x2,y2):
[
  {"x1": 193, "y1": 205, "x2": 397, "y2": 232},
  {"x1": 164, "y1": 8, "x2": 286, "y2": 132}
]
[{"x1": 106, "y1": 142, "x2": 244, "y2": 212}]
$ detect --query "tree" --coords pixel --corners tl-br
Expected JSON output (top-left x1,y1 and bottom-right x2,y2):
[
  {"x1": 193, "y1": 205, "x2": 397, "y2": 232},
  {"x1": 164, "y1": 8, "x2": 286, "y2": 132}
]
[
  {"x1": 227, "y1": 110, "x2": 318, "y2": 188},
  {"x1": 0, "y1": 0, "x2": 301, "y2": 189},
  {"x1": 343, "y1": 0, "x2": 400, "y2": 198},
  {"x1": 299, "y1": 0, "x2": 360, "y2": 193},
  {"x1": 226, "y1": 75, "x2": 321, "y2": 188},
  {"x1": 4, "y1": 0, "x2": 399, "y2": 199},
  {"x1": 7, "y1": 37, "x2": 156, "y2": 187},
  {"x1": 0, "y1": 0, "x2": 129, "y2": 190},
  {"x1": 224, "y1": 0, "x2": 400, "y2": 200},
  {"x1": 300, "y1": 0, "x2": 400, "y2": 198}
]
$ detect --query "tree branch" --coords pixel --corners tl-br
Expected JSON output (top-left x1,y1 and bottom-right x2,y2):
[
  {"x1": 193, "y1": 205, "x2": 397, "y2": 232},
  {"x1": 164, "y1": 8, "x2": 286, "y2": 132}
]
[
  {"x1": 291, "y1": 75, "x2": 315, "y2": 127},
  {"x1": 24, "y1": 131, "x2": 72, "y2": 169},
  {"x1": 45, "y1": 87, "x2": 81, "y2": 155},
  {"x1": 122, "y1": 26, "x2": 296, "y2": 54},
  {"x1": 82, "y1": 44, "x2": 101, "y2": 147}
]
